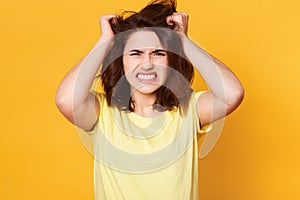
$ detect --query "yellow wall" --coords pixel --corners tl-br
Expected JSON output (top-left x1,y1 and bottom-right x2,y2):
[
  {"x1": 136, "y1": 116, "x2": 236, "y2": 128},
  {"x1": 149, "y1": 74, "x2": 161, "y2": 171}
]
[{"x1": 1, "y1": 0, "x2": 300, "y2": 199}]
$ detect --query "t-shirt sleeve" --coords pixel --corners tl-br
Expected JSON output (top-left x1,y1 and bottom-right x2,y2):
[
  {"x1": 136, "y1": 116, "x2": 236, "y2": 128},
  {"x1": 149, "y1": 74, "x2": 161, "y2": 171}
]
[{"x1": 193, "y1": 91, "x2": 213, "y2": 134}]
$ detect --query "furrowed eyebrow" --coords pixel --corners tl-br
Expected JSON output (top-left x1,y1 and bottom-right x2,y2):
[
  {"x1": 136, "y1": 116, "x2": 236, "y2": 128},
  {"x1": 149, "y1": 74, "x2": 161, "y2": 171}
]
[
  {"x1": 126, "y1": 49, "x2": 166, "y2": 54},
  {"x1": 152, "y1": 49, "x2": 166, "y2": 53},
  {"x1": 129, "y1": 49, "x2": 143, "y2": 53}
]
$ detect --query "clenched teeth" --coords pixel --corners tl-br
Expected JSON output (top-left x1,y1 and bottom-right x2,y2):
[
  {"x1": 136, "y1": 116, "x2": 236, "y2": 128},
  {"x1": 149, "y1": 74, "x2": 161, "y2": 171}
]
[{"x1": 137, "y1": 74, "x2": 156, "y2": 80}]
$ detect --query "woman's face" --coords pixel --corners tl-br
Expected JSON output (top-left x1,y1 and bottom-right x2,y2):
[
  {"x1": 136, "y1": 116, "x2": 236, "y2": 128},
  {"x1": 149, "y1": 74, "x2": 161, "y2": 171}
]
[{"x1": 122, "y1": 30, "x2": 169, "y2": 95}]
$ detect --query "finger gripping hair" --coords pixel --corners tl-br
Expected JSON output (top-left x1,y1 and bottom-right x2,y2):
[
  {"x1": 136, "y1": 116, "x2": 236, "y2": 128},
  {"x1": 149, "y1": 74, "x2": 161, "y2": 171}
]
[{"x1": 109, "y1": 0, "x2": 178, "y2": 34}]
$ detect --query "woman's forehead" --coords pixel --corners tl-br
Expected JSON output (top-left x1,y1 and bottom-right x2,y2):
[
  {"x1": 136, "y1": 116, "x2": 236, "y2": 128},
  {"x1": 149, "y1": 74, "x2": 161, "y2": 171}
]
[{"x1": 124, "y1": 31, "x2": 164, "y2": 51}]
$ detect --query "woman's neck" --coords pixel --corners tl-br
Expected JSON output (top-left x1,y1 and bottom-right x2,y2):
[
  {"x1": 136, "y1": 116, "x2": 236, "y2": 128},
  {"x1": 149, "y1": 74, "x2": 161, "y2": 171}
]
[{"x1": 131, "y1": 90, "x2": 158, "y2": 117}]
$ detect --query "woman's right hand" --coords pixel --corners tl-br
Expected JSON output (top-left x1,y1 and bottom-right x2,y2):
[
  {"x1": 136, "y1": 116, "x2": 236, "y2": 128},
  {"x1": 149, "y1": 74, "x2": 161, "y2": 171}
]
[{"x1": 99, "y1": 15, "x2": 120, "y2": 40}]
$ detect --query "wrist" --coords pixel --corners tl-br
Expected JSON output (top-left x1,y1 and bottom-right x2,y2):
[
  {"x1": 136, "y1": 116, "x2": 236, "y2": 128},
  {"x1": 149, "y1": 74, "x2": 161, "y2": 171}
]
[{"x1": 98, "y1": 35, "x2": 113, "y2": 44}]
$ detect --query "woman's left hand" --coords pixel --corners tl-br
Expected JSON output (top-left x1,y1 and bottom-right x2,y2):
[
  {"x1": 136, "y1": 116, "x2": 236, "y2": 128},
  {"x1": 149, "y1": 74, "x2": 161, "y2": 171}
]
[{"x1": 166, "y1": 12, "x2": 189, "y2": 36}]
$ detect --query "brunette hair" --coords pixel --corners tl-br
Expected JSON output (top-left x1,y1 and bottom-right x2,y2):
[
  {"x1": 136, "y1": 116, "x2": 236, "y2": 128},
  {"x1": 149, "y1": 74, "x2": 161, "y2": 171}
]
[{"x1": 100, "y1": 0, "x2": 194, "y2": 114}]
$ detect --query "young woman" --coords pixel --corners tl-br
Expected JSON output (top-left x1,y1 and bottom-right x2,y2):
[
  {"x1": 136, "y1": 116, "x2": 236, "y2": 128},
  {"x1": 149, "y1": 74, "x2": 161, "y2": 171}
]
[{"x1": 55, "y1": 0, "x2": 244, "y2": 199}]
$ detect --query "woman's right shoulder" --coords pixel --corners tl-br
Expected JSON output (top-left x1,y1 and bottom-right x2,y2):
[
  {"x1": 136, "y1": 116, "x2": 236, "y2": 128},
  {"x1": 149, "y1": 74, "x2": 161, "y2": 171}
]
[
  {"x1": 91, "y1": 91, "x2": 106, "y2": 103},
  {"x1": 92, "y1": 91, "x2": 110, "y2": 111}
]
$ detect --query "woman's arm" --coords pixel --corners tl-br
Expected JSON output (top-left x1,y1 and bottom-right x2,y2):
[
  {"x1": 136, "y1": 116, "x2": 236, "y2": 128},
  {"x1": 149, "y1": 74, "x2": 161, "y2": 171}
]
[
  {"x1": 167, "y1": 13, "x2": 244, "y2": 127},
  {"x1": 55, "y1": 15, "x2": 118, "y2": 131}
]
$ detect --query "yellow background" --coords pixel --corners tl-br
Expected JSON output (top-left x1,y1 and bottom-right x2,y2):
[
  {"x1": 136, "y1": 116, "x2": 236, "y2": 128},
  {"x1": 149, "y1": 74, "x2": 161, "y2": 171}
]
[{"x1": 1, "y1": 0, "x2": 300, "y2": 199}]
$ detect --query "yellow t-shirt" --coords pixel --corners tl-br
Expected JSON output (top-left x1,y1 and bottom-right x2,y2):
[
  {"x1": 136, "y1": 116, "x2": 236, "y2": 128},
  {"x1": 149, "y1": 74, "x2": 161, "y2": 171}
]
[{"x1": 85, "y1": 91, "x2": 211, "y2": 200}]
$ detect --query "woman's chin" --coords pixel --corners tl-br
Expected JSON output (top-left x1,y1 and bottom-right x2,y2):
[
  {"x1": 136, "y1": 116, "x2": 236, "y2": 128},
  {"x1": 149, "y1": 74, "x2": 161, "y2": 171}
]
[{"x1": 131, "y1": 84, "x2": 161, "y2": 95}]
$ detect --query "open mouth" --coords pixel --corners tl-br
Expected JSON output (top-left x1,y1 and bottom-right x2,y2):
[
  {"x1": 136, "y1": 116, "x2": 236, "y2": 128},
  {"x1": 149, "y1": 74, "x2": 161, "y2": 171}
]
[{"x1": 136, "y1": 73, "x2": 157, "y2": 81}]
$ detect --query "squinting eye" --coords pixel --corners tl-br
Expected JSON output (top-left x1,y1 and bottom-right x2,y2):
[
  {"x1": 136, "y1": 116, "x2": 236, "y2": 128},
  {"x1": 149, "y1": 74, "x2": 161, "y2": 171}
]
[
  {"x1": 154, "y1": 52, "x2": 166, "y2": 56},
  {"x1": 129, "y1": 53, "x2": 140, "y2": 56}
]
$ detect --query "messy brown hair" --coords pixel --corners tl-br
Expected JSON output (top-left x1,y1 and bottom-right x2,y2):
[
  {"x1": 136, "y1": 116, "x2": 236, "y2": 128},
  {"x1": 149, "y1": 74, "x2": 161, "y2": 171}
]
[{"x1": 100, "y1": 0, "x2": 194, "y2": 114}]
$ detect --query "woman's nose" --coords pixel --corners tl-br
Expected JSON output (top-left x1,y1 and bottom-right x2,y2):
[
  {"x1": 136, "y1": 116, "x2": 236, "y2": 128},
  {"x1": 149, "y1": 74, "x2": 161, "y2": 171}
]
[
  {"x1": 141, "y1": 63, "x2": 154, "y2": 70},
  {"x1": 140, "y1": 55, "x2": 154, "y2": 70}
]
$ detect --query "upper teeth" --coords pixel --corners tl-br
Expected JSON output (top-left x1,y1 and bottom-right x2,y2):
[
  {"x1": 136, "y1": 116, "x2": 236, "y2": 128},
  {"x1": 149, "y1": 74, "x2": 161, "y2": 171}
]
[{"x1": 137, "y1": 74, "x2": 156, "y2": 80}]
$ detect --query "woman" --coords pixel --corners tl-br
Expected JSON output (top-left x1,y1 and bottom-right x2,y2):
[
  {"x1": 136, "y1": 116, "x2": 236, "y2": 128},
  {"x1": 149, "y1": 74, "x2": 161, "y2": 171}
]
[{"x1": 55, "y1": 0, "x2": 244, "y2": 199}]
